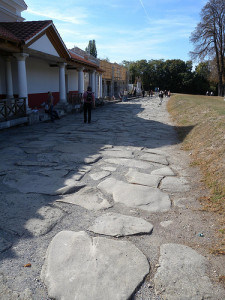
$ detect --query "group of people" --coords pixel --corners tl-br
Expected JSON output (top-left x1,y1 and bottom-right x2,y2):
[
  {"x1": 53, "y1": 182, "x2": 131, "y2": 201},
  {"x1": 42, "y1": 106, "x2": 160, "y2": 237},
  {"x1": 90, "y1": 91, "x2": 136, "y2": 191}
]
[{"x1": 206, "y1": 91, "x2": 214, "y2": 96}]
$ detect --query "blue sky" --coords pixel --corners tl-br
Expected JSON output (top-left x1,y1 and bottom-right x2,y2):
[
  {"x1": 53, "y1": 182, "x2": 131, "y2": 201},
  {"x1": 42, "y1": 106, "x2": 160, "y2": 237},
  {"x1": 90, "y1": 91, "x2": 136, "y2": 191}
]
[{"x1": 23, "y1": 0, "x2": 207, "y2": 64}]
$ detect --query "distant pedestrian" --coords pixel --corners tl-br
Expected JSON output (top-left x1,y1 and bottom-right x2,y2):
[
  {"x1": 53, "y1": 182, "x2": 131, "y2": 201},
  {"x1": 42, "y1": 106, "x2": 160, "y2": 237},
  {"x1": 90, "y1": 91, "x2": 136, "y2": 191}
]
[
  {"x1": 45, "y1": 91, "x2": 60, "y2": 122},
  {"x1": 122, "y1": 89, "x2": 128, "y2": 102},
  {"x1": 142, "y1": 89, "x2": 145, "y2": 97},
  {"x1": 83, "y1": 86, "x2": 95, "y2": 123},
  {"x1": 206, "y1": 91, "x2": 209, "y2": 96},
  {"x1": 159, "y1": 90, "x2": 164, "y2": 105}
]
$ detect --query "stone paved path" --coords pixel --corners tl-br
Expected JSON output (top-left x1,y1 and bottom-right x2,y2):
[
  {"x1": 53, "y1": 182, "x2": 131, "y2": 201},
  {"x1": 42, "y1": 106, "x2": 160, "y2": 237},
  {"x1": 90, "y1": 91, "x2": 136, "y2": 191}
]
[{"x1": 0, "y1": 96, "x2": 224, "y2": 299}]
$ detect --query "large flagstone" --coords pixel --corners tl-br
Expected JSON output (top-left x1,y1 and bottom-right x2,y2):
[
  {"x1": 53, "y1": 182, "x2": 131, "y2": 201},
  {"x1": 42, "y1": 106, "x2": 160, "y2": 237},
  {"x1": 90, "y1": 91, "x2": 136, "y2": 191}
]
[
  {"x1": 160, "y1": 177, "x2": 190, "y2": 192},
  {"x1": 100, "y1": 149, "x2": 134, "y2": 158},
  {"x1": 98, "y1": 178, "x2": 171, "y2": 212},
  {"x1": 154, "y1": 244, "x2": 224, "y2": 299},
  {"x1": 88, "y1": 212, "x2": 153, "y2": 236},
  {"x1": 104, "y1": 158, "x2": 153, "y2": 170},
  {"x1": 41, "y1": 231, "x2": 149, "y2": 300},
  {"x1": 151, "y1": 166, "x2": 175, "y2": 176},
  {"x1": 56, "y1": 187, "x2": 112, "y2": 210},
  {"x1": 125, "y1": 169, "x2": 163, "y2": 187},
  {"x1": 89, "y1": 171, "x2": 110, "y2": 181},
  {"x1": 3, "y1": 172, "x2": 83, "y2": 195}
]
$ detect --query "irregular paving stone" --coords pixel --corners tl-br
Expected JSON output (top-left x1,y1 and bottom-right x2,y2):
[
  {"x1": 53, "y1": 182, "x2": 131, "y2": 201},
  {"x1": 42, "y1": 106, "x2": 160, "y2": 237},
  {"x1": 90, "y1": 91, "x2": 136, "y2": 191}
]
[
  {"x1": 98, "y1": 178, "x2": 171, "y2": 212},
  {"x1": 0, "y1": 237, "x2": 12, "y2": 252},
  {"x1": 139, "y1": 153, "x2": 169, "y2": 165},
  {"x1": 56, "y1": 187, "x2": 112, "y2": 210},
  {"x1": 41, "y1": 231, "x2": 149, "y2": 300},
  {"x1": 88, "y1": 212, "x2": 153, "y2": 236},
  {"x1": 100, "y1": 150, "x2": 134, "y2": 158},
  {"x1": 89, "y1": 171, "x2": 110, "y2": 181},
  {"x1": 151, "y1": 166, "x2": 175, "y2": 176},
  {"x1": 125, "y1": 169, "x2": 163, "y2": 187},
  {"x1": 84, "y1": 154, "x2": 102, "y2": 164},
  {"x1": 160, "y1": 177, "x2": 190, "y2": 192},
  {"x1": 37, "y1": 153, "x2": 60, "y2": 163},
  {"x1": 154, "y1": 244, "x2": 224, "y2": 300},
  {"x1": 24, "y1": 206, "x2": 65, "y2": 237},
  {"x1": 3, "y1": 172, "x2": 83, "y2": 195},
  {"x1": 0, "y1": 193, "x2": 64, "y2": 236},
  {"x1": 55, "y1": 143, "x2": 100, "y2": 154},
  {"x1": 104, "y1": 158, "x2": 153, "y2": 170}
]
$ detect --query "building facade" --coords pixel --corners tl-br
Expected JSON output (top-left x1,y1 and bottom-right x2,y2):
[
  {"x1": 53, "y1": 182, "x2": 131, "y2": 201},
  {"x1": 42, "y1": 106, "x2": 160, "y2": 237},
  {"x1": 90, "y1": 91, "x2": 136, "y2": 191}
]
[
  {"x1": 100, "y1": 60, "x2": 128, "y2": 98},
  {"x1": 0, "y1": 0, "x2": 103, "y2": 127}
]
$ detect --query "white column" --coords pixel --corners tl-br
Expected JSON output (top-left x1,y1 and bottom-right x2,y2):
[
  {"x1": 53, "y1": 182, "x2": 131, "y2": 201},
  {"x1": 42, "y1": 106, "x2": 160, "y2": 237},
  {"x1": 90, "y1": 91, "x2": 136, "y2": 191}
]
[
  {"x1": 91, "y1": 71, "x2": 96, "y2": 95},
  {"x1": 13, "y1": 53, "x2": 29, "y2": 108},
  {"x1": 99, "y1": 74, "x2": 103, "y2": 98},
  {"x1": 59, "y1": 62, "x2": 67, "y2": 103},
  {"x1": 5, "y1": 57, "x2": 13, "y2": 99},
  {"x1": 78, "y1": 67, "x2": 84, "y2": 94},
  {"x1": 95, "y1": 72, "x2": 99, "y2": 98}
]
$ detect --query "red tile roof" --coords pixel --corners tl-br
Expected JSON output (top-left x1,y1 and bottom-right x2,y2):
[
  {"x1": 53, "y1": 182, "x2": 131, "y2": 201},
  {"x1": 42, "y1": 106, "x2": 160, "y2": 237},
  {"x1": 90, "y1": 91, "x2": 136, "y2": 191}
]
[
  {"x1": 69, "y1": 50, "x2": 99, "y2": 68},
  {"x1": 0, "y1": 20, "x2": 52, "y2": 43}
]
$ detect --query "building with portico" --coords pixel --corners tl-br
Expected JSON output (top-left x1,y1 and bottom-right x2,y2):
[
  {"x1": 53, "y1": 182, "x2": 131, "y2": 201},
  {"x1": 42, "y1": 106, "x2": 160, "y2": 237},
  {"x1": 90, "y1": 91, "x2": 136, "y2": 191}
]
[{"x1": 0, "y1": 0, "x2": 103, "y2": 128}]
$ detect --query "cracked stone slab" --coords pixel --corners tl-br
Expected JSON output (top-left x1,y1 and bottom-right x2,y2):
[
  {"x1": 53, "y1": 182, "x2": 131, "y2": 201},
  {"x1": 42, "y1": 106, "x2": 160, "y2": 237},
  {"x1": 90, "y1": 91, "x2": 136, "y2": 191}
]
[
  {"x1": 139, "y1": 153, "x2": 169, "y2": 165},
  {"x1": 41, "y1": 231, "x2": 149, "y2": 300},
  {"x1": 104, "y1": 158, "x2": 153, "y2": 170},
  {"x1": 125, "y1": 169, "x2": 163, "y2": 187},
  {"x1": 0, "y1": 193, "x2": 64, "y2": 237},
  {"x1": 89, "y1": 171, "x2": 111, "y2": 181},
  {"x1": 56, "y1": 187, "x2": 112, "y2": 210},
  {"x1": 154, "y1": 244, "x2": 224, "y2": 300},
  {"x1": 98, "y1": 178, "x2": 171, "y2": 212},
  {"x1": 160, "y1": 177, "x2": 190, "y2": 192},
  {"x1": 151, "y1": 166, "x2": 175, "y2": 176},
  {"x1": 88, "y1": 212, "x2": 153, "y2": 236},
  {"x1": 3, "y1": 172, "x2": 84, "y2": 195}
]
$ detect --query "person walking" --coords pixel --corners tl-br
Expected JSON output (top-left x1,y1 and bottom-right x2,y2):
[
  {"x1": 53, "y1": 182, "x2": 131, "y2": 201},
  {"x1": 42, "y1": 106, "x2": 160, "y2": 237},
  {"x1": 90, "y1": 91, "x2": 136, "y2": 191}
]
[
  {"x1": 83, "y1": 86, "x2": 95, "y2": 123},
  {"x1": 122, "y1": 89, "x2": 128, "y2": 102}
]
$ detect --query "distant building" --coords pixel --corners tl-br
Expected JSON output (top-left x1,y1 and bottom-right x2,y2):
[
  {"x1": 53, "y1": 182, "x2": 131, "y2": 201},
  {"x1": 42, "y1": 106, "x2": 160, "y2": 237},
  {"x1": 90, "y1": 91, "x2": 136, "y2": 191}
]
[{"x1": 100, "y1": 60, "x2": 128, "y2": 98}]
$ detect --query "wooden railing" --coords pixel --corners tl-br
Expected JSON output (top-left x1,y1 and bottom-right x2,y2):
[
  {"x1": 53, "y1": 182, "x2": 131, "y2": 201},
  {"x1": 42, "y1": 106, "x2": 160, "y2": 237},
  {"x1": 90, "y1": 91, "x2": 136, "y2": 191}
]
[{"x1": 0, "y1": 98, "x2": 27, "y2": 122}]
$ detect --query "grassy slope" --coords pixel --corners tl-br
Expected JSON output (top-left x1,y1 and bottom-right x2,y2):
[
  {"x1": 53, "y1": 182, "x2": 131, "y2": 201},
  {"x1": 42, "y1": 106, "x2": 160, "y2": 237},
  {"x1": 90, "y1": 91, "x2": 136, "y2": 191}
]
[{"x1": 167, "y1": 94, "x2": 225, "y2": 250}]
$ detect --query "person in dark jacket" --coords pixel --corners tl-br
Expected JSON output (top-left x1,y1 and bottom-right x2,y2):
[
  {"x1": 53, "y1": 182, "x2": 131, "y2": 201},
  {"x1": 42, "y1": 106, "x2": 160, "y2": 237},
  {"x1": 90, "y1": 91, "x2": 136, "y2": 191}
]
[{"x1": 82, "y1": 86, "x2": 95, "y2": 123}]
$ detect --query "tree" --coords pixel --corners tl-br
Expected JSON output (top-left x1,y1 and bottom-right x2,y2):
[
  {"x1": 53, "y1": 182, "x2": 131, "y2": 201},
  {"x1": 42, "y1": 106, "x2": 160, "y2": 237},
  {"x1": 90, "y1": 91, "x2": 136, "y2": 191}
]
[
  {"x1": 190, "y1": 0, "x2": 225, "y2": 96},
  {"x1": 85, "y1": 40, "x2": 97, "y2": 58}
]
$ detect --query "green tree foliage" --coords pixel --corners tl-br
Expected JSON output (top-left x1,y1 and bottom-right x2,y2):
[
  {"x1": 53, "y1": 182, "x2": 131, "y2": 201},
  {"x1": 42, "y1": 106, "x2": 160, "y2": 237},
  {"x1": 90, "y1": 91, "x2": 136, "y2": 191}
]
[
  {"x1": 85, "y1": 40, "x2": 97, "y2": 58},
  {"x1": 123, "y1": 59, "x2": 214, "y2": 95}
]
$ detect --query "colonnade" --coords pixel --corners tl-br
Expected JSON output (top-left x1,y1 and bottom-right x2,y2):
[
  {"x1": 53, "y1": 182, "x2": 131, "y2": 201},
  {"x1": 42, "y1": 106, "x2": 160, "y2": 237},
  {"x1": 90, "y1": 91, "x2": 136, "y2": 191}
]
[{"x1": 4, "y1": 53, "x2": 103, "y2": 111}]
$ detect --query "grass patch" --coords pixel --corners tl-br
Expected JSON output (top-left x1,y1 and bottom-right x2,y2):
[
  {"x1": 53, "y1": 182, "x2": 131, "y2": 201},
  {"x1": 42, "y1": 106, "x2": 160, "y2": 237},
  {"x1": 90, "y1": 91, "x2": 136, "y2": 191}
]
[{"x1": 167, "y1": 94, "x2": 225, "y2": 249}]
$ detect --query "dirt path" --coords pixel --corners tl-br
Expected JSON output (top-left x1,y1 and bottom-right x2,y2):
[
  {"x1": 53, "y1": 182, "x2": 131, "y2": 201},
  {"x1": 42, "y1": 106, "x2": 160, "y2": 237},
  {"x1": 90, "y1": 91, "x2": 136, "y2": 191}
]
[{"x1": 0, "y1": 96, "x2": 224, "y2": 299}]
